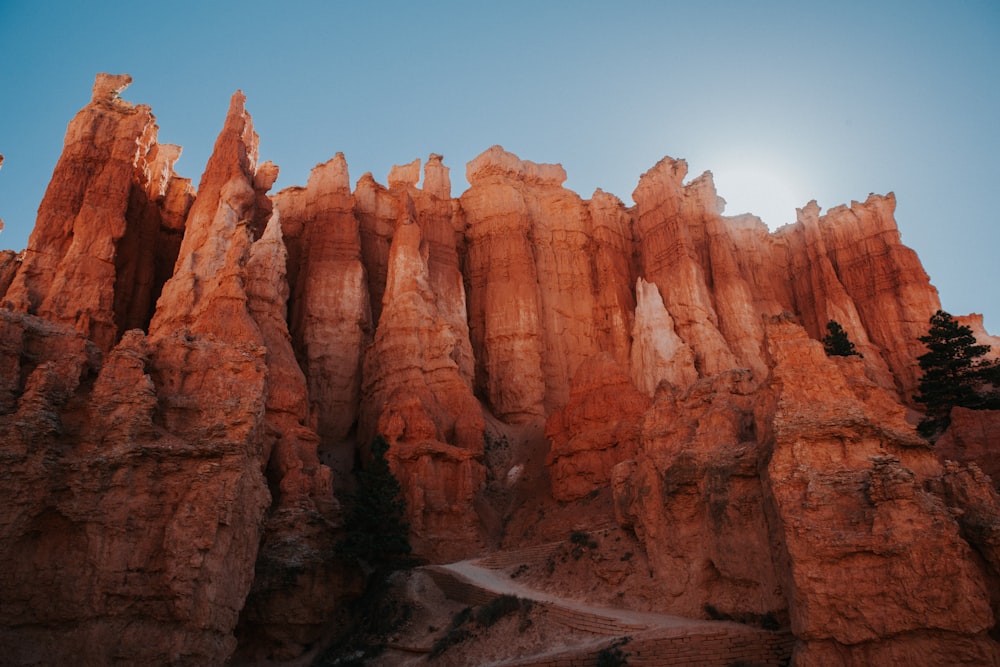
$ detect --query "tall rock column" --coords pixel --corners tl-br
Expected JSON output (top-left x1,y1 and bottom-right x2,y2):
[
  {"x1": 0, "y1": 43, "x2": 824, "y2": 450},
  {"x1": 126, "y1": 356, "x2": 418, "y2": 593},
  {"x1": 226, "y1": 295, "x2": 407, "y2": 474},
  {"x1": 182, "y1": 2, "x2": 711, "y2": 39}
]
[
  {"x1": 409, "y1": 154, "x2": 477, "y2": 386},
  {"x1": 588, "y1": 188, "x2": 638, "y2": 370},
  {"x1": 143, "y1": 90, "x2": 278, "y2": 663},
  {"x1": 354, "y1": 171, "x2": 398, "y2": 327},
  {"x1": 632, "y1": 157, "x2": 738, "y2": 377},
  {"x1": 0, "y1": 82, "x2": 274, "y2": 667},
  {"x1": 461, "y1": 148, "x2": 547, "y2": 421},
  {"x1": 462, "y1": 146, "x2": 635, "y2": 420},
  {"x1": 236, "y1": 210, "x2": 347, "y2": 662},
  {"x1": 4, "y1": 73, "x2": 192, "y2": 351},
  {"x1": 360, "y1": 213, "x2": 486, "y2": 561},
  {"x1": 814, "y1": 195, "x2": 939, "y2": 398},
  {"x1": 276, "y1": 154, "x2": 372, "y2": 448}
]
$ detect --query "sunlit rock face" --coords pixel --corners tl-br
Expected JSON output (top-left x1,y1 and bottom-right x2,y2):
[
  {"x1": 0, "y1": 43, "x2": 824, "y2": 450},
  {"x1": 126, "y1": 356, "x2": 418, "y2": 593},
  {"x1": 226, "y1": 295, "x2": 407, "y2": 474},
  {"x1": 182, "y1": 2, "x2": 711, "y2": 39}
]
[
  {"x1": 1, "y1": 74, "x2": 998, "y2": 665},
  {"x1": 461, "y1": 145, "x2": 635, "y2": 422},
  {"x1": 0, "y1": 83, "x2": 276, "y2": 667},
  {"x1": 274, "y1": 154, "x2": 371, "y2": 449},
  {"x1": 758, "y1": 316, "x2": 998, "y2": 664},
  {"x1": 778, "y1": 195, "x2": 939, "y2": 399},
  {"x1": 3, "y1": 73, "x2": 193, "y2": 352}
]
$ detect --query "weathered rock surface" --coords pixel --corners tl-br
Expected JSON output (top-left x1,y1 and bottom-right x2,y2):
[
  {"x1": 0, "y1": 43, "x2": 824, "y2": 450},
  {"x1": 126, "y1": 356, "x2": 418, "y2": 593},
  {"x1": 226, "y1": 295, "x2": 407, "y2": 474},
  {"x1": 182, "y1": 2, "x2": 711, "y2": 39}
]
[
  {"x1": 936, "y1": 407, "x2": 1000, "y2": 490},
  {"x1": 612, "y1": 369, "x2": 785, "y2": 620},
  {"x1": 761, "y1": 315, "x2": 998, "y2": 664},
  {"x1": 0, "y1": 78, "x2": 327, "y2": 666},
  {"x1": 462, "y1": 146, "x2": 635, "y2": 421},
  {"x1": 607, "y1": 316, "x2": 1000, "y2": 662},
  {"x1": 546, "y1": 355, "x2": 650, "y2": 502},
  {"x1": 275, "y1": 154, "x2": 372, "y2": 449},
  {"x1": 0, "y1": 311, "x2": 270, "y2": 666},
  {"x1": 779, "y1": 196, "x2": 939, "y2": 398},
  {"x1": 3, "y1": 73, "x2": 192, "y2": 352},
  {"x1": 1, "y1": 74, "x2": 998, "y2": 665},
  {"x1": 632, "y1": 158, "x2": 741, "y2": 377},
  {"x1": 630, "y1": 277, "x2": 698, "y2": 395},
  {"x1": 0, "y1": 249, "x2": 18, "y2": 299},
  {"x1": 361, "y1": 217, "x2": 486, "y2": 561}
]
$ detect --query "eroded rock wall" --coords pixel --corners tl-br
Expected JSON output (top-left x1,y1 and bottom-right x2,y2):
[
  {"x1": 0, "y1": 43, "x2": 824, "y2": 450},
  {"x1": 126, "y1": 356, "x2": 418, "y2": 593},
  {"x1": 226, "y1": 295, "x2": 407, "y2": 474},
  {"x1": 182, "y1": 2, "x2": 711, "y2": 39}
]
[
  {"x1": 3, "y1": 74, "x2": 192, "y2": 352},
  {"x1": 1, "y1": 73, "x2": 997, "y2": 666},
  {"x1": 461, "y1": 146, "x2": 635, "y2": 422},
  {"x1": 0, "y1": 78, "x2": 334, "y2": 666}
]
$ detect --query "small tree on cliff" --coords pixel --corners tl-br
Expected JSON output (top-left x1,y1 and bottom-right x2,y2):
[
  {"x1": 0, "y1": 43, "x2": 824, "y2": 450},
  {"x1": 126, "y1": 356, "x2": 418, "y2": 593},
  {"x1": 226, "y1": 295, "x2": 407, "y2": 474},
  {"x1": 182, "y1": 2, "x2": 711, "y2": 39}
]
[
  {"x1": 822, "y1": 320, "x2": 861, "y2": 357},
  {"x1": 337, "y1": 435, "x2": 413, "y2": 572},
  {"x1": 914, "y1": 310, "x2": 1000, "y2": 440}
]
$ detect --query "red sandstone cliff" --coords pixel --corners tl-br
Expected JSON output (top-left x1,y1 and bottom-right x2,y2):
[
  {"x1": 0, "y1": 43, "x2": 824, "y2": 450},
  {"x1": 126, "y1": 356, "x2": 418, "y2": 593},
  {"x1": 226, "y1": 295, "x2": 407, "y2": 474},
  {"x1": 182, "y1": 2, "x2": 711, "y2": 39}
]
[
  {"x1": 3, "y1": 74, "x2": 192, "y2": 351},
  {"x1": 1, "y1": 74, "x2": 998, "y2": 666}
]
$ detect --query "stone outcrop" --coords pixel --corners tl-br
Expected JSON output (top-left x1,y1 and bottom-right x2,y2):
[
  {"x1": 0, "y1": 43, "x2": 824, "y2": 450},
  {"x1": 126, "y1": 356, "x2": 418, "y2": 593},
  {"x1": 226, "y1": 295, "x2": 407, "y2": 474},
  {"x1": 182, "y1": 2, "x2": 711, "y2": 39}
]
[
  {"x1": 0, "y1": 313, "x2": 270, "y2": 667},
  {"x1": 1, "y1": 74, "x2": 998, "y2": 665},
  {"x1": 546, "y1": 355, "x2": 650, "y2": 502},
  {"x1": 610, "y1": 315, "x2": 1000, "y2": 663},
  {"x1": 761, "y1": 316, "x2": 997, "y2": 664},
  {"x1": 275, "y1": 154, "x2": 372, "y2": 449},
  {"x1": 3, "y1": 73, "x2": 192, "y2": 352},
  {"x1": 0, "y1": 250, "x2": 17, "y2": 298},
  {"x1": 632, "y1": 159, "x2": 741, "y2": 377},
  {"x1": 779, "y1": 196, "x2": 939, "y2": 397},
  {"x1": 360, "y1": 216, "x2": 486, "y2": 561},
  {"x1": 612, "y1": 369, "x2": 785, "y2": 621},
  {"x1": 936, "y1": 407, "x2": 1000, "y2": 490},
  {"x1": 630, "y1": 277, "x2": 698, "y2": 395},
  {"x1": 0, "y1": 77, "x2": 333, "y2": 666},
  {"x1": 462, "y1": 146, "x2": 635, "y2": 422}
]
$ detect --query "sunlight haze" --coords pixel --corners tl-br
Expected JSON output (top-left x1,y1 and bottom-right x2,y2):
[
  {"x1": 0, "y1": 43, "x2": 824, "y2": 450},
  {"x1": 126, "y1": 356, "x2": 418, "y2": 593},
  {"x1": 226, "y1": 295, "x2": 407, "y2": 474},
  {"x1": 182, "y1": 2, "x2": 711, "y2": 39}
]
[{"x1": 0, "y1": 0, "x2": 997, "y2": 330}]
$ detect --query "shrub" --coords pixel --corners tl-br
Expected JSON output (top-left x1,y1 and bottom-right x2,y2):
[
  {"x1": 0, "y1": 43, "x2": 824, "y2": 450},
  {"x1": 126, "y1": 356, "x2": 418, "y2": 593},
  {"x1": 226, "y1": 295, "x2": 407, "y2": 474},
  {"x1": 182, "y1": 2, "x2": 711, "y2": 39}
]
[
  {"x1": 429, "y1": 628, "x2": 473, "y2": 658},
  {"x1": 822, "y1": 320, "x2": 861, "y2": 357},
  {"x1": 475, "y1": 594, "x2": 529, "y2": 627},
  {"x1": 336, "y1": 435, "x2": 413, "y2": 572},
  {"x1": 596, "y1": 637, "x2": 631, "y2": 666}
]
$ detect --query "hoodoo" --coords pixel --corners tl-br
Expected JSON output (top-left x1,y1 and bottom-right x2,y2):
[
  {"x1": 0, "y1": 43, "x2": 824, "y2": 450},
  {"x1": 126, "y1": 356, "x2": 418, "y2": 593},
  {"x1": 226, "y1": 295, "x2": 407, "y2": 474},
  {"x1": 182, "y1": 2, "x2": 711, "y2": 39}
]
[{"x1": 1, "y1": 74, "x2": 998, "y2": 666}]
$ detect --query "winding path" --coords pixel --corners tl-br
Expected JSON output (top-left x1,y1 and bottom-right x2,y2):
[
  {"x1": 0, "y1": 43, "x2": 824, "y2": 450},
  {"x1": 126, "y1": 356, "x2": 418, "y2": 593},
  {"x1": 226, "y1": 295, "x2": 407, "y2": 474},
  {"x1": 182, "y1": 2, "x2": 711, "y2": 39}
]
[{"x1": 423, "y1": 555, "x2": 794, "y2": 667}]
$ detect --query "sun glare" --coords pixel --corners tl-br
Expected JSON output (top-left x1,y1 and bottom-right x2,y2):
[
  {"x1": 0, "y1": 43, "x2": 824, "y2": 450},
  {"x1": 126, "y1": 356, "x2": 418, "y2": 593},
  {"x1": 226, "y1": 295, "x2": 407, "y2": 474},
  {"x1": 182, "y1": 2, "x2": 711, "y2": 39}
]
[{"x1": 711, "y1": 164, "x2": 805, "y2": 229}]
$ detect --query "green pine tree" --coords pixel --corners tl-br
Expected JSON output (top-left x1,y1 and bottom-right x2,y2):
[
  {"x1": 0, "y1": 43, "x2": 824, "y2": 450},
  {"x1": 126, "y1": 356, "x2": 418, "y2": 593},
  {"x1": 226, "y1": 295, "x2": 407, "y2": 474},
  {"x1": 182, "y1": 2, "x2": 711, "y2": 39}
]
[
  {"x1": 822, "y1": 320, "x2": 861, "y2": 357},
  {"x1": 914, "y1": 310, "x2": 1000, "y2": 440},
  {"x1": 337, "y1": 435, "x2": 413, "y2": 572}
]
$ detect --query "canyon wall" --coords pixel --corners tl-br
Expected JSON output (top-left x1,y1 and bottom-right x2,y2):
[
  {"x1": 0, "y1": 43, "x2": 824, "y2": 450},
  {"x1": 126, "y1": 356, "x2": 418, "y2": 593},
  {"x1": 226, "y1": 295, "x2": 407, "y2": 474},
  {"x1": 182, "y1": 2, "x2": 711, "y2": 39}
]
[{"x1": 1, "y1": 74, "x2": 998, "y2": 665}]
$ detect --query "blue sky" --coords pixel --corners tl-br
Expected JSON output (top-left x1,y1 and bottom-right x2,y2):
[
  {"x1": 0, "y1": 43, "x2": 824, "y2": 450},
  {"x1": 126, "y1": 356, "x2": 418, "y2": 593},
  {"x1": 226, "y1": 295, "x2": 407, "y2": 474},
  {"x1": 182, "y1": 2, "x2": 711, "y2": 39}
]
[{"x1": 1, "y1": 1, "x2": 998, "y2": 331}]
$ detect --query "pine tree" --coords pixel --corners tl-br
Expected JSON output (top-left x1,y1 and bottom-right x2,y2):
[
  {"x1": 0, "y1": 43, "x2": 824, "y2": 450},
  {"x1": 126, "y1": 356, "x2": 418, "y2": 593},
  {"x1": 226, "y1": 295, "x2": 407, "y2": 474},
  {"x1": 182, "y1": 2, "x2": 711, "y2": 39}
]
[
  {"x1": 914, "y1": 310, "x2": 1000, "y2": 440},
  {"x1": 822, "y1": 320, "x2": 861, "y2": 357},
  {"x1": 337, "y1": 435, "x2": 413, "y2": 572}
]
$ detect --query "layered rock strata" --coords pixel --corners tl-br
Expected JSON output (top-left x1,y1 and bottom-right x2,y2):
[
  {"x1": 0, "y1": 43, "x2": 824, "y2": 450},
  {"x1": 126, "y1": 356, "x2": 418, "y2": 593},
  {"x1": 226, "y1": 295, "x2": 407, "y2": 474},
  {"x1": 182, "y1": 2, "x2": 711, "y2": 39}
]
[{"x1": 461, "y1": 146, "x2": 636, "y2": 422}]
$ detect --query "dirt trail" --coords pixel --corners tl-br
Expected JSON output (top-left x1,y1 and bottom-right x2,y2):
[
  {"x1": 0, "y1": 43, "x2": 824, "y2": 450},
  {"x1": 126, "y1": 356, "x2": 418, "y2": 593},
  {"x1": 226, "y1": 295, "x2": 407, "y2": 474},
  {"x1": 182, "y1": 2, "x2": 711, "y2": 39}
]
[
  {"x1": 416, "y1": 557, "x2": 795, "y2": 666},
  {"x1": 435, "y1": 559, "x2": 720, "y2": 632}
]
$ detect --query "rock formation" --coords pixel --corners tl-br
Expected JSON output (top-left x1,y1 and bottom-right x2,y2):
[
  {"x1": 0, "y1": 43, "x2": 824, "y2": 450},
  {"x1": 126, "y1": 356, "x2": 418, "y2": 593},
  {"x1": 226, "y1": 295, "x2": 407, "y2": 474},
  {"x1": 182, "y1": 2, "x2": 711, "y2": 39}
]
[
  {"x1": 360, "y1": 214, "x2": 486, "y2": 561},
  {"x1": 759, "y1": 316, "x2": 997, "y2": 664},
  {"x1": 462, "y1": 146, "x2": 635, "y2": 422},
  {"x1": 274, "y1": 154, "x2": 371, "y2": 453},
  {"x1": 1, "y1": 74, "x2": 998, "y2": 666},
  {"x1": 546, "y1": 355, "x2": 650, "y2": 502},
  {"x1": 3, "y1": 73, "x2": 192, "y2": 352},
  {"x1": 0, "y1": 249, "x2": 17, "y2": 299}
]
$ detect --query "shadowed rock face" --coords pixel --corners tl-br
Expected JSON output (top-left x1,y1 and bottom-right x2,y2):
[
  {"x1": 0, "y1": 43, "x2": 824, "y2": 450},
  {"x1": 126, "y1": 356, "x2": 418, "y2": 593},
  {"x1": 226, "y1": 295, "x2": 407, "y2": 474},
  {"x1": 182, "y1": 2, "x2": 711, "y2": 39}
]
[{"x1": 1, "y1": 74, "x2": 998, "y2": 665}]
